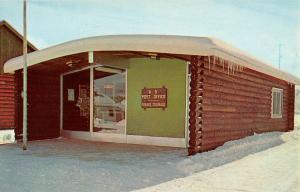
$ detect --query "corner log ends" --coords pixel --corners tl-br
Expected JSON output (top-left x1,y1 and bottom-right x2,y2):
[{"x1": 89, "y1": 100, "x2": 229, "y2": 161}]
[{"x1": 188, "y1": 56, "x2": 205, "y2": 155}]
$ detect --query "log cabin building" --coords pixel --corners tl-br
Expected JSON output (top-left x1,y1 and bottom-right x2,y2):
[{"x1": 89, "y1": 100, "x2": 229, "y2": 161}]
[
  {"x1": 2, "y1": 33, "x2": 300, "y2": 155},
  {"x1": 0, "y1": 20, "x2": 37, "y2": 144}
]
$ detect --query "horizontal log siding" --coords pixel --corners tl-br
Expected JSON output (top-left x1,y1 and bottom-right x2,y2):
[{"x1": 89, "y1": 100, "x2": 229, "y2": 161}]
[
  {"x1": 15, "y1": 70, "x2": 60, "y2": 140},
  {"x1": 201, "y1": 57, "x2": 294, "y2": 152},
  {"x1": 0, "y1": 74, "x2": 15, "y2": 129}
]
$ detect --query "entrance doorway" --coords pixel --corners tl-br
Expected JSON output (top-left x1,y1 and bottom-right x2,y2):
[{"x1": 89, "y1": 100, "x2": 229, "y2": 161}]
[
  {"x1": 62, "y1": 66, "x2": 126, "y2": 135},
  {"x1": 63, "y1": 69, "x2": 90, "y2": 131}
]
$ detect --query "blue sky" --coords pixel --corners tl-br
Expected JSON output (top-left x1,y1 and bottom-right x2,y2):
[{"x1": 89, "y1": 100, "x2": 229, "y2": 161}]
[{"x1": 0, "y1": 0, "x2": 299, "y2": 77}]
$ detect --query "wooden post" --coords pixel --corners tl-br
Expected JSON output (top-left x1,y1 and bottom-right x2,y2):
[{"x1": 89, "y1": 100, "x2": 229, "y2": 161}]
[
  {"x1": 22, "y1": 0, "x2": 28, "y2": 150},
  {"x1": 188, "y1": 56, "x2": 204, "y2": 155}
]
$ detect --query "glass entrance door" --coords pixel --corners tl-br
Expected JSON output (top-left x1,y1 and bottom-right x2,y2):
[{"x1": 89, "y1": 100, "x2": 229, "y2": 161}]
[
  {"x1": 93, "y1": 67, "x2": 126, "y2": 134},
  {"x1": 63, "y1": 69, "x2": 90, "y2": 132}
]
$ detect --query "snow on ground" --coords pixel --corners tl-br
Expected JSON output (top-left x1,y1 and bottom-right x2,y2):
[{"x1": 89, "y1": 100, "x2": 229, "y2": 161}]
[
  {"x1": 176, "y1": 131, "x2": 285, "y2": 175},
  {"x1": 0, "y1": 129, "x2": 298, "y2": 192},
  {"x1": 0, "y1": 140, "x2": 187, "y2": 192},
  {"x1": 295, "y1": 114, "x2": 300, "y2": 129},
  {"x1": 135, "y1": 130, "x2": 300, "y2": 192}
]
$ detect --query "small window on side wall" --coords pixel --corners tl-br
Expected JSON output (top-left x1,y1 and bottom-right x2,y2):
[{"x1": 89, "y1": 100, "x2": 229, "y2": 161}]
[{"x1": 271, "y1": 88, "x2": 283, "y2": 118}]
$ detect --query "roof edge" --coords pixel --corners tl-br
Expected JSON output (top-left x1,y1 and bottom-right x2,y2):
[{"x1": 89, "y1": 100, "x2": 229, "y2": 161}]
[
  {"x1": 0, "y1": 20, "x2": 38, "y2": 51},
  {"x1": 3, "y1": 34, "x2": 300, "y2": 85}
]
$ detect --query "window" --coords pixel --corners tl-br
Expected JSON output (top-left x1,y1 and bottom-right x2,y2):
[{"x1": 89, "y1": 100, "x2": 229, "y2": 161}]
[
  {"x1": 93, "y1": 67, "x2": 126, "y2": 134},
  {"x1": 271, "y1": 88, "x2": 283, "y2": 118}
]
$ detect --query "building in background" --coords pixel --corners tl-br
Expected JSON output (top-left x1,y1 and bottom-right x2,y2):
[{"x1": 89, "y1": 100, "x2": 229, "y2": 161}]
[{"x1": 0, "y1": 20, "x2": 36, "y2": 144}]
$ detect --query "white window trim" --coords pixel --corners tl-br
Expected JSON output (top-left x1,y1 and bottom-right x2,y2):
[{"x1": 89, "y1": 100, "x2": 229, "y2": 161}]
[{"x1": 271, "y1": 87, "x2": 283, "y2": 118}]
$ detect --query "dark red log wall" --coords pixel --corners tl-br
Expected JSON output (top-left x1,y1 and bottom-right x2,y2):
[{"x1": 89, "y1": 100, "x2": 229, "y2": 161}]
[
  {"x1": 188, "y1": 56, "x2": 295, "y2": 155},
  {"x1": 188, "y1": 56, "x2": 204, "y2": 154},
  {"x1": 15, "y1": 70, "x2": 60, "y2": 140},
  {"x1": 0, "y1": 74, "x2": 15, "y2": 130}
]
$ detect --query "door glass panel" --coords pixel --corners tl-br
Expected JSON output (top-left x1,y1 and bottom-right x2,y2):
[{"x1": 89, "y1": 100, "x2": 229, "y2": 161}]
[
  {"x1": 63, "y1": 69, "x2": 90, "y2": 131},
  {"x1": 93, "y1": 67, "x2": 126, "y2": 134}
]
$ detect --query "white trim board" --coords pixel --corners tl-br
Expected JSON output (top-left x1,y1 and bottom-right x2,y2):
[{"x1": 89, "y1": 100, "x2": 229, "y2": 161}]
[
  {"x1": 91, "y1": 132, "x2": 126, "y2": 144},
  {"x1": 185, "y1": 61, "x2": 190, "y2": 148},
  {"x1": 61, "y1": 130, "x2": 186, "y2": 148},
  {"x1": 89, "y1": 67, "x2": 94, "y2": 133},
  {"x1": 126, "y1": 135, "x2": 186, "y2": 148}
]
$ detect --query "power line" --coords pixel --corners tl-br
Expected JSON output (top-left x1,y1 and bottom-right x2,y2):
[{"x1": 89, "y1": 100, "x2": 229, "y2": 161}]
[{"x1": 278, "y1": 43, "x2": 284, "y2": 70}]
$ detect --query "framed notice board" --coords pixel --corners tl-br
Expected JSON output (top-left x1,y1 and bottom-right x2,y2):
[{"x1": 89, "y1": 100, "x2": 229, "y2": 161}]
[{"x1": 141, "y1": 86, "x2": 167, "y2": 110}]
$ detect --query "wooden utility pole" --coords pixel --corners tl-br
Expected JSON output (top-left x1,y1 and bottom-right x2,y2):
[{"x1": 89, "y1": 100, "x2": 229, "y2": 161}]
[{"x1": 23, "y1": 0, "x2": 28, "y2": 150}]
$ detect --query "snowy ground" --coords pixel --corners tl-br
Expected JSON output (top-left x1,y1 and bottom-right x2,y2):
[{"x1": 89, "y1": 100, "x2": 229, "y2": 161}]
[
  {"x1": 135, "y1": 130, "x2": 300, "y2": 192},
  {"x1": 0, "y1": 127, "x2": 299, "y2": 192},
  {"x1": 295, "y1": 114, "x2": 300, "y2": 129},
  {"x1": 0, "y1": 140, "x2": 187, "y2": 192}
]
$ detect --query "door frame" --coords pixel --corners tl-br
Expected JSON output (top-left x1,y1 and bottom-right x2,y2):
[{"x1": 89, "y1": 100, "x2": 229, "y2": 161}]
[
  {"x1": 185, "y1": 61, "x2": 191, "y2": 148},
  {"x1": 59, "y1": 64, "x2": 128, "y2": 143}
]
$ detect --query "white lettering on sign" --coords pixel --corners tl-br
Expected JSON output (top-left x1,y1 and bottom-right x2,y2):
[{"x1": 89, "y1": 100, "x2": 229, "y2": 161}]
[{"x1": 141, "y1": 87, "x2": 167, "y2": 110}]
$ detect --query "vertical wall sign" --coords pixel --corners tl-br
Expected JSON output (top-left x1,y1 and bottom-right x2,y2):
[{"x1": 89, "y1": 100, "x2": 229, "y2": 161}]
[{"x1": 141, "y1": 86, "x2": 167, "y2": 110}]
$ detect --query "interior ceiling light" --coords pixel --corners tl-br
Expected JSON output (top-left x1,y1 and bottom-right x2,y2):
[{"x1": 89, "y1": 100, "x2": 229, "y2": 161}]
[{"x1": 66, "y1": 59, "x2": 81, "y2": 67}]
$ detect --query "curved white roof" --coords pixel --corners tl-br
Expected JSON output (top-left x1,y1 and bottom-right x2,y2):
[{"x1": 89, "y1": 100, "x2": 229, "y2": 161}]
[{"x1": 4, "y1": 35, "x2": 300, "y2": 84}]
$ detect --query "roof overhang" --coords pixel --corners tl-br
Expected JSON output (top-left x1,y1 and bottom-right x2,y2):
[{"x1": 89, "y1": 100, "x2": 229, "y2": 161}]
[{"x1": 3, "y1": 35, "x2": 300, "y2": 84}]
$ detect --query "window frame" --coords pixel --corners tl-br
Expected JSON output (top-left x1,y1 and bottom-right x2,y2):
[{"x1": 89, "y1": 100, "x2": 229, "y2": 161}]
[{"x1": 271, "y1": 87, "x2": 283, "y2": 118}]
